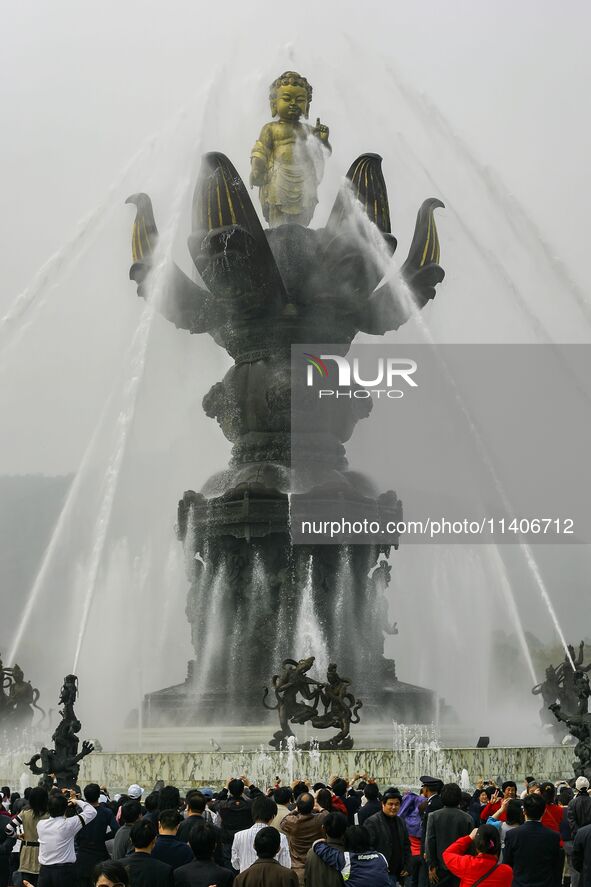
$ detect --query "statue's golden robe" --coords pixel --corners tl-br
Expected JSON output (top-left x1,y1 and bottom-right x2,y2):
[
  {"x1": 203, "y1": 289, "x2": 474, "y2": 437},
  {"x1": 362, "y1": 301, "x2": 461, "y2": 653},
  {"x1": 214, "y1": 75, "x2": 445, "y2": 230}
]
[{"x1": 251, "y1": 121, "x2": 326, "y2": 227}]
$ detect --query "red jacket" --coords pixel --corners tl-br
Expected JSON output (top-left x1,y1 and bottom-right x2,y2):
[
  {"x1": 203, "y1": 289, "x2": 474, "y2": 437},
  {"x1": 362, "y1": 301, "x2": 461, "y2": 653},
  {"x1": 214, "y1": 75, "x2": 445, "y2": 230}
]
[
  {"x1": 541, "y1": 804, "x2": 564, "y2": 833},
  {"x1": 331, "y1": 797, "x2": 348, "y2": 816},
  {"x1": 443, "y1": 836, "x2": 513, "y2": 887},
  {"x1": 480, "y1": 802, "x2": 504, "y2": 822}
]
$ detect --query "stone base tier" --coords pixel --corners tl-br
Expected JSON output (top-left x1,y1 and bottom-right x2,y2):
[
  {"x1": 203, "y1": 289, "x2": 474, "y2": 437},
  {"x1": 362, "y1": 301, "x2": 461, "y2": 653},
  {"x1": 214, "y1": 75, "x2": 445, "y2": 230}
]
[
  {"x1": 1, "y1": 747, "x2": 576, "y2": 794},
  {"x1": 139, "y1": 676, "x2": 437, "y2": 728}
]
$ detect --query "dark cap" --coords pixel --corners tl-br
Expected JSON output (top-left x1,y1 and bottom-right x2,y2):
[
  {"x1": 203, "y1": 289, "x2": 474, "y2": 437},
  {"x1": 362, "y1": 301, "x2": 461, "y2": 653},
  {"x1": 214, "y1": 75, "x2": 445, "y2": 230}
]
[{"x1": 420, "y1": 776, "x2": 444, "y2": 791}]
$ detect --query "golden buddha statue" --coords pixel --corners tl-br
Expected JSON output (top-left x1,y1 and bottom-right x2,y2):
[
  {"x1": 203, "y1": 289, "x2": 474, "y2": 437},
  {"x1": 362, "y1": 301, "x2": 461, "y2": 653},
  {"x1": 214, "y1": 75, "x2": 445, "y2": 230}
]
[{"x1": 250, "y1": 71, "x2": 331, "y2": 227}]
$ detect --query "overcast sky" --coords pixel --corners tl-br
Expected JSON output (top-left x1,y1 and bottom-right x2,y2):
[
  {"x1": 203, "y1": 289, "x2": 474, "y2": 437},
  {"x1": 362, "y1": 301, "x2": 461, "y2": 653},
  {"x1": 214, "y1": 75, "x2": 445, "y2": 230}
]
[{"x1": 0, "y1": 1, "x2": 590, "y2": 706}]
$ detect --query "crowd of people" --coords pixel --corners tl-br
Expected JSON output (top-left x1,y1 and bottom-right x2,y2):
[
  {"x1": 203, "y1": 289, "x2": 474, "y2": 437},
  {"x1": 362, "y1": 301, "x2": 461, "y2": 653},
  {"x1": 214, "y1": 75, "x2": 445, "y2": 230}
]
[{"x1": 0, "y1": 771, "x2": 590, "y2": 887}]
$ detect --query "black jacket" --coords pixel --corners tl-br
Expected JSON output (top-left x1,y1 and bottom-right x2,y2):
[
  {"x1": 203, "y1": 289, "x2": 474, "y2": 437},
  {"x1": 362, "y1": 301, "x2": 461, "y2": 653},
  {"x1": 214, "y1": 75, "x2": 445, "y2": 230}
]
[
  {"x1": 174, "y1": 858, "x2": 235, "y2": 887},
  {"x1": 176, "y1": 816, "x2": 224, "y2": 866},
  {"x1": 177, "y1": 815, "x2": 211, "y2": 843},
  {"x1": 573, "y1": 823, "x2": 591, "y2": 887},
  {"x1": 77, "y1": 805, "x2": 119, "y2": 854},
  {"x1": 357, "y1": 800, "x2": 382, "y2": 825},
  {"x1": 76, "y1": 805, "x2": 120, "y2": 875},
  {"x1": 304, "y1": 836, "x2": 345, "y2": 887},
  {"x1": 469, "y1": 800, "x2": 486, "y2": 827},
  {"x1": 425, "y1": 807, "x2": 474, "y2": 869},
  {"x1": 420, "y1": 794, "x2": 444, "y2": 852},
  {"x1": 364, "y1": 812, "x2": 411, "y2": 876},
  {"x1": 342, "y1": 793, "x2": 361, "y2": 825},
  {"x1": 152, "y1": 835, "x2": 194, "y2": 869},
  {"x1": 119, "y1": 851, "x2": 174, "y2": 887},
  {"x1": 569, "y1": 792, "x2": 591, "y2": 836},
  {"x1": 215, "y1": 797, "x2": 253, "y2": 842},
  {"x1": 0, "y1": 824, "x2": 15, "y2": 887},
  {"x1": 503, "y1": 821, "x2": 563, "y2": 887}
]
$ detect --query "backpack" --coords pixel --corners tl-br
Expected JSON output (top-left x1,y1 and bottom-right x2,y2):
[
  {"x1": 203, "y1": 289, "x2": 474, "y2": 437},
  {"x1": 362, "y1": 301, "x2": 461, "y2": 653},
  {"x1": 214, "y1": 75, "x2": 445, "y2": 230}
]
[{"x1": 399, "y1": 793, "x2": 423, "y2": 838}]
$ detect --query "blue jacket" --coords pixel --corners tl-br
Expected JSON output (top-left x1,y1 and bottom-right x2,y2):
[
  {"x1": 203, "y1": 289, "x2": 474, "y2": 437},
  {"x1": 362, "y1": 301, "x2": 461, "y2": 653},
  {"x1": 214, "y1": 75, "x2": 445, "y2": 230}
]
[{"x1": 313, "y1": 840, "x2": 390, "y2": 886}]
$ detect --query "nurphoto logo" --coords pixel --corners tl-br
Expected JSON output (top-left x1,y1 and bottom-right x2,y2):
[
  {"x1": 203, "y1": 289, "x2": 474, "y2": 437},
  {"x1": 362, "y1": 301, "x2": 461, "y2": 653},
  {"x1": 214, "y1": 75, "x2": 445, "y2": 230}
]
[{"x1": 304, "y1": 353, "x2": 418, "y2": 399}]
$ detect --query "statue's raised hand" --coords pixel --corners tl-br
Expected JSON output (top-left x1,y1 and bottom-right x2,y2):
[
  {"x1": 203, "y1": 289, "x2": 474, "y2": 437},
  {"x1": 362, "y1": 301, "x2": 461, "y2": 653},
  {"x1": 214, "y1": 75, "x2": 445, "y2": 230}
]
[
  {"x1": 81, "y1": 740, "x2": 94, "y2": 757},
  {"x1": 313, "y1": 118, "x2": 330, "y2": 144}
]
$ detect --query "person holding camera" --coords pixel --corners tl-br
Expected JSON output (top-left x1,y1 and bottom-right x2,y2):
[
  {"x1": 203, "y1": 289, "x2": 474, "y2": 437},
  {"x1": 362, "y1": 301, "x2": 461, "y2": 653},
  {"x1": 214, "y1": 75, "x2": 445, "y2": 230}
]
[
  {"x1": 36, "y1": 789, "x2": 97, "y2": 887},
  {"x1": 442, "y1": 826, "x2": 512, "y2": 887}
]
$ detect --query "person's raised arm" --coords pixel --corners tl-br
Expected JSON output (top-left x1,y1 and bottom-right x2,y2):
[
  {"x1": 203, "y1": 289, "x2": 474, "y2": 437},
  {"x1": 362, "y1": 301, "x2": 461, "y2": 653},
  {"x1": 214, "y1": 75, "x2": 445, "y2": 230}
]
[
  {"x1": 65, "y1": 793, "x2": 97, "y2": 833},
  {"x1": 492, "y1": 798, "x2": 510, "y2": 820},
  {"x1": 442, "y1": 834, "x2": 477, "y2": 878}
]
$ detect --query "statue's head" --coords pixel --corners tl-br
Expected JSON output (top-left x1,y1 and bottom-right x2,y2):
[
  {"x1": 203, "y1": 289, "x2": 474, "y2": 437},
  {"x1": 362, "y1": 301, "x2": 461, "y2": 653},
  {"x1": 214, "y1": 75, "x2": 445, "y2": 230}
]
[
  {"x1": 269, "y1": 71, "x2": 312, "y2": 121},
  {"x1": 40, "y1": 747, "x2": 53, "y2": 766},
  {"x1": 327, "y1": 663, "x2": 339, "y2": 683},
  {"x1": 296, "y1": 656, "x2": 315, "y2": 673}
]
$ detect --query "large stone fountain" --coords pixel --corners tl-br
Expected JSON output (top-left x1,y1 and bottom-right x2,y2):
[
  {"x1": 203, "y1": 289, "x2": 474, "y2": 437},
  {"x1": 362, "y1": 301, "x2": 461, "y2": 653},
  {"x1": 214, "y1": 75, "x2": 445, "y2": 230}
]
[{"x1": 126, "y1": 71, "x2": 445, "y2": 729}]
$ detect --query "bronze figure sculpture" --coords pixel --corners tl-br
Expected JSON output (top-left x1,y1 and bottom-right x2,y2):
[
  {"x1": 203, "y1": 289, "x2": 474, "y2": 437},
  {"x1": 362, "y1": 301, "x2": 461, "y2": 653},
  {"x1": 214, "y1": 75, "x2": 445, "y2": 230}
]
[
  {"x1": 0, "y1": 655, "x2": 43, "y2": 732},
  {"x1": 534, "y1": 641, "x2": 591, "y2": 728},
  {"x1": 263, "y1": 656, "x2": 323, "y2": 741},
  {"x1": 264, "y1": 658, "x2": 362, "y2": 749},
  {"x1": 532, "y1": 665, "x2": 563, "y2": 737},
  {"x1": 550, "y1": 703, "x2": 591, "y2": 781},
  {"x1": 25, "y1": 674, "x2": 93, "y2": 789},
  {"x1": 547, "y1": 642, "x2": 591, "y2": 779}
]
